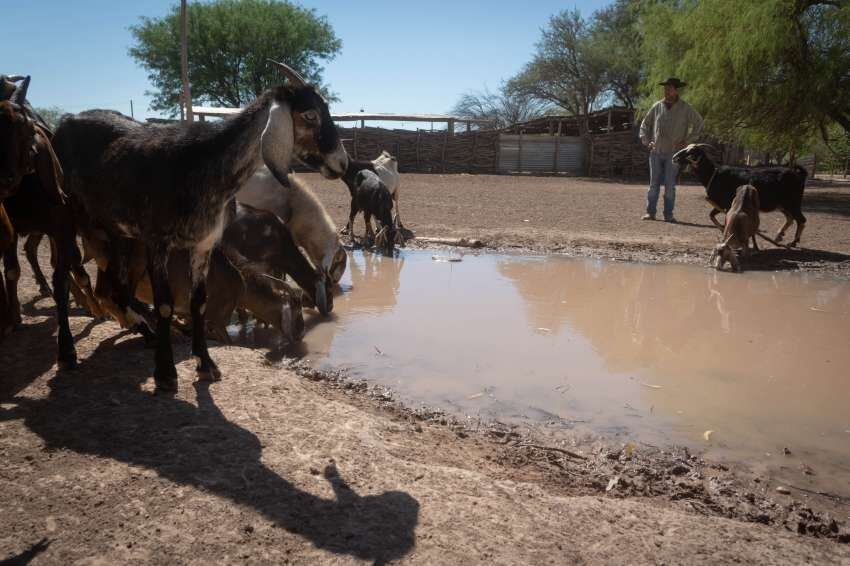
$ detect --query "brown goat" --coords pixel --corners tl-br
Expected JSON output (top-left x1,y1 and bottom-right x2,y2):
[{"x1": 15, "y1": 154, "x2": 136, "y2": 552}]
[
  {"x1": 712, "y1": 184, "x2": 760, "y2": 272},
  {"x1": 0, "y1": 77, "x2": 96, "y2": 367}
]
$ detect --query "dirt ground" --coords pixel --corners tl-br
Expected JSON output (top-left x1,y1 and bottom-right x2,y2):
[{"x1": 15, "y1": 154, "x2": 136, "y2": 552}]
[
  {"x1": 307, "y1": 172, "x2": 850, "y2": 276},
  {"x1": 3, "y1": 173, "x2": 850, "y2": 564}
]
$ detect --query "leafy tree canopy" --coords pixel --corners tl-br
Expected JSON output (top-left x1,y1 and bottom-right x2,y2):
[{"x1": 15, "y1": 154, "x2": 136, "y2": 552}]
[
  {"x1": 640, "y1": 0, "x2": 850, "y2": 152},
  {"x1": 129, "y1": 0, "x2": 341, "y2": 115}
]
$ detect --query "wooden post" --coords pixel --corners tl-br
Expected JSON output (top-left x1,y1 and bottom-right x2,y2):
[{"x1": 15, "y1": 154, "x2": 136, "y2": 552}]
[
  {"x1": 130, "y1": 99, "x2": 134, "y2": 119},
  {"x1": 518, "y1": 130, "x2": 523, "y2": 173},
  {"x1": 553, "y1": 121, "x2": 562, "y2": 172},
  {"x1": 415, "y1": 130, "x2": 421, "y2": 171},
  {"x1": 353, "y1": 128, "x2": 359, "y2": 159},
  {"x1": 471, "y1": 131, "x2": 478, "y2": 173},
  {"x1": 441, "y1": 130, "x2": 448, "y2": 173},
  {"x1": 607, "y1": 108, "x2": 612, "y2": 133},
  {"x1": 180, "y1": 0, "x2": 193, "y2": 123},
  {"x1": 494, "y1": 133, "x2": 500, "y2": 173},
  {"x1": 448, "y1": 119, "x2": 455, "y2": 137}
]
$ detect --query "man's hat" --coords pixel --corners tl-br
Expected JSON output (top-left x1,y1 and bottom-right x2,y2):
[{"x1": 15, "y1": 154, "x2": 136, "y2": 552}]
[{"x1": 659, "y1": 77, "x2": 687, "y2": 88}]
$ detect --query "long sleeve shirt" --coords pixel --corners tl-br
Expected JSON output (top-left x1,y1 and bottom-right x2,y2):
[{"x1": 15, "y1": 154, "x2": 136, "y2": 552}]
[{"x1": 639, "y1": 99, "x2": 704, "y2": 155}]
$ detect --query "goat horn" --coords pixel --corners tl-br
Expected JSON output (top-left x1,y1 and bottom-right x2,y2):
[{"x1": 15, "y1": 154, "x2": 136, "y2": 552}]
[
  {"x1": 267, "y1": 59, "x2": 307, "y2": 87},
  {"x1": 4, "y1": 75, "x2": 26, "y2": 82},
  {"x1": 10, "y1": 75, "x2": 30, "y2": 105}
]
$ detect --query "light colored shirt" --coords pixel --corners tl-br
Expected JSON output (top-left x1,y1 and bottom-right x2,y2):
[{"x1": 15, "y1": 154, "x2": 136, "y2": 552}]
[{"x1": 639, "y1": 99, "x2": 704, "y2": 154}]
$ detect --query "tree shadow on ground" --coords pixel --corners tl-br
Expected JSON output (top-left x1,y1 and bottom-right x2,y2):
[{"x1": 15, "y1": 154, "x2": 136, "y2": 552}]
[
  {"x1": 16, "y1": 343, "x2": 419, "y2": 564},
  {"x1": 802, "y1": 191, "x2": 850, "y2": 219}
]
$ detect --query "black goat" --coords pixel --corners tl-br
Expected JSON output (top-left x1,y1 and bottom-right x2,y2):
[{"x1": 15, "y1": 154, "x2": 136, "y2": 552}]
[
  {"x1": 53, "y1": 61, "x2": 348, "y2": 393},
  {"x1": 344, "y1": 168, "x2": 396, "y2": 254},
  {"x1": 672, "y1": 144, "x2": 808, "y2": 246},
  {"x1": 219, "y1": 201, "x2": 334, "y2": 315}
]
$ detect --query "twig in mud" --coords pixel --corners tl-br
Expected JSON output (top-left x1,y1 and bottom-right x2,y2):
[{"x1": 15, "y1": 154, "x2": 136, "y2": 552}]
[
  {"x1": 374, "y1": 346, "x2": 385, "y2": 357},
  {"x1": 241, "y1": 464, "x2": 251, "y2": 488},
  {"x1": 785, "y1": 484, "x2": 850, "y2": 505},
  {"x1": 755, "y1": 230, "x2": 790, "y2": 249},
  {"x1": 515, "y1": 442, "x2": 587, "y2": 460}
]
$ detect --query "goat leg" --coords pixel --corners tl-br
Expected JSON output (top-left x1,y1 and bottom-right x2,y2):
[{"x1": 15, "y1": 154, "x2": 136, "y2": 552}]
[
  {"x1": 147, "y1": 243, "x2": 179, "y2": 392},
  {"x1": 3, "y1": 233, "x2": 22, "y2": 328},
  {"x1": 775, "y1": 211, "x2": 794, "y2": 243},
  {"x1": 364, "y1": 212, "x2": 375, "y2": 247},
  {"x1": 709, "y1": 208, "x2": 724, "y2": 229},
  {"x1": 0, "y1": 204, "x2": 14, "y2": 339},
  {"x1": 51, "y1": 224, "x2": 79, "y2": 370},
  {"x1": 24, "y1": 233, "x2": 52, "y2": 296},
  {"x1": 189, "y1": 246, "x2": 221, "y2": 382},
  {"x1": 345, "y1": 201, "x2": 358, "y2": 241},
  {"x1": 789, "y1": 215, "x2": 806, "y2": 248}
]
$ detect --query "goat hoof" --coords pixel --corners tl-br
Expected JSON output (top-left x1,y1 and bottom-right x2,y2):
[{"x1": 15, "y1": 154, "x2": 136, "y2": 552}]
[
  {"x1": 57, "y1": 356, "x2": 78, "y2": 371},
  {"x1": 196, "y1": 364, "x2": 222, "y2": 382}
]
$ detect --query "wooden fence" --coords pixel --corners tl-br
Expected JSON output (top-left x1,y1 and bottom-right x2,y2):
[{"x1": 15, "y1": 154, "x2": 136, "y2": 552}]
[
  {"x1": 333, "y1": 124, "x2": 744, "y2": 179},
  {"x1": 338, "y1": 126, "x2": 500, "y2": 174}
]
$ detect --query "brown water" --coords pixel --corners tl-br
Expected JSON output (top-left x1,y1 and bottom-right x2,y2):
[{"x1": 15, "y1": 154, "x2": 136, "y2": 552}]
[{"x1": 295, "y1": 250, "x2": 850, "y2": 492}]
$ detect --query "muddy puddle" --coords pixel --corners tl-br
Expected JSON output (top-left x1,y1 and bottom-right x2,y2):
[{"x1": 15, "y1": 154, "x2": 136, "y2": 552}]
[{"x1": 287, "y1": 250, "x2": 850, "y2": 494}]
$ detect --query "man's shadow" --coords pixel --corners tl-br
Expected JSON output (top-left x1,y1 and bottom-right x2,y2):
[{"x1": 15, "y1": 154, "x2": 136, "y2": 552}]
[{"x1": 15, "y1": 347, "x2": 419, "y2": 564}]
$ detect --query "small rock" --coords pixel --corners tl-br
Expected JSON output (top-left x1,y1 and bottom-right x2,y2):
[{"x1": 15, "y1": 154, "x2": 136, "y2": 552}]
[
  {"x1": 668, "y1": 464, "x2": 690, "y2": 476},
  {"x1": 776, "y1": 486, "x2": 791, "y2": 495},
  {"x1": 606, "y1": 477, "x2": 620, "y2": 492},
  {"x1": 309, "y1": 467, "x2": 320, "y2": 476},
  {"x1": 783, "y1": 447, "x2": 792, "y2": 456},
  {"x1": 243, "y1": 525, "x2": 254, "y2": 534},
  {"x1": 414, "y1": 425, "x2": 423, "y2": 433}
]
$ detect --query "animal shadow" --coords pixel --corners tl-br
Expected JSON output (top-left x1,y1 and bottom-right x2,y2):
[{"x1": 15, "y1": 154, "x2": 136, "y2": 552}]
[
  {"x1": 19, "y1": 362, "x2": 419, "y2": 564},
  {"x1": 0, "y1": 538, "x2": 51, "y2": 566},
  {"x1": 745, "y1": 246, "x2": 850, "y2": 271}
]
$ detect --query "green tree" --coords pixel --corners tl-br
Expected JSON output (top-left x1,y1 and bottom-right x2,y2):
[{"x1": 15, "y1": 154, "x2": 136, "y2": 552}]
[
  {"x1": 129, "y1": 0, "x2": 341, "y2": 116},
  {"x1": 640, "y1": 0, "x2": 850, "y2": 152},
  {"x1": 587, "y1": 0, "x2": 644, "y2": 109},
  {"x1": 451, "y1": 84, "x2": 551, "y2": 129},
  {"x1": 507, "y1": 10, "x2": 607, "y2": 117}
]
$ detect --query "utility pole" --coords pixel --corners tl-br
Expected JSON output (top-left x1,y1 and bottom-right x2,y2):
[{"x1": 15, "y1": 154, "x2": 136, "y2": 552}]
[
  {"x1": 180, "y1": 0, "x2": 193, "y2": 123},
  {"x1": 130, "y1": 99, "x2": 134, "y2": 119}
]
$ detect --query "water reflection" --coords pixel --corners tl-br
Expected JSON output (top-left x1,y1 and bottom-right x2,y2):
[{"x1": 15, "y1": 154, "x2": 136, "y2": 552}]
[{"x1": 298, "y1": 251, "x2": 850, "y2": 493}]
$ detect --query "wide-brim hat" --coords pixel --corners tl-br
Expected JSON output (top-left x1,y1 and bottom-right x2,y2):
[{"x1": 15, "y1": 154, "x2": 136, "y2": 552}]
[{"x1": 659, "y1": 77, "x2": 687, "y2": 88}]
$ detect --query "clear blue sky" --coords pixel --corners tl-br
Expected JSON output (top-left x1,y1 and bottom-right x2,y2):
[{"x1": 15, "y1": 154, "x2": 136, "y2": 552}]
[{"x1": 7, "y1": 0, "x2": 608, "y2": 121}]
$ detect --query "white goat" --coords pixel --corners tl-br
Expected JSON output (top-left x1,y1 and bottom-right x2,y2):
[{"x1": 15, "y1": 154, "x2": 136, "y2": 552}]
[{"x1": 236, "y1": 168, "x2": 347, "y2": 283}]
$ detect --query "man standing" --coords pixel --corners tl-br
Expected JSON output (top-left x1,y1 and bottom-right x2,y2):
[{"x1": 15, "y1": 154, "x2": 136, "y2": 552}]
[{"x1": 639, "y1": 78, "x2": 704, "y2": 222}]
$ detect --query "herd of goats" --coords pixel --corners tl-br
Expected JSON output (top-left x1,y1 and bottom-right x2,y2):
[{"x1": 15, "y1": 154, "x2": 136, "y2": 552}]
[
  {"x1": 0, "y1": 62, "x2": 406, "y2": 393},
  {"x1": 0, "y1": 63, "x2": 812, "y2": 393}
]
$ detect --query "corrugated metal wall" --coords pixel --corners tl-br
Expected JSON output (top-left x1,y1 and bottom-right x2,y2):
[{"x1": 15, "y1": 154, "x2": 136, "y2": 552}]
[{"x1": 498, "y1": 135, "x2": 587, "y2": 174}]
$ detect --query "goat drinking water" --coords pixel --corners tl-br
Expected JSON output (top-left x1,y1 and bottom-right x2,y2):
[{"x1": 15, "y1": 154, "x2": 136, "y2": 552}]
[
  {"x1": 53, "y1": 61, "x2": 348, "y2": 393},
  {"x1": 712, "y1": 184, "x2": 761, "y2": 272},
  {"x1": 672, "y1": 144, "x2": 807, "y2": 246}
]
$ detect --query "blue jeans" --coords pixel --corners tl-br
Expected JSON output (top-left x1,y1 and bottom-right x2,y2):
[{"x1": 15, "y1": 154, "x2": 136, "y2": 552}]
[{"x1": 647, "y1": 152, "x2": 679, "y2": 219}]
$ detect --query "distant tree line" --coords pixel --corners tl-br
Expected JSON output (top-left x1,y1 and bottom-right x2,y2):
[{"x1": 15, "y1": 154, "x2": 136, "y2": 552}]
[{"x1": 453, "y1": 0, "x2": 850, "y2": 158}]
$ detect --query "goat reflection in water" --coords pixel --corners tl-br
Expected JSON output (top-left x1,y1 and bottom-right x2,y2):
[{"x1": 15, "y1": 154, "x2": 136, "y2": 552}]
[{"x1": 18, "y1": 370, "x2": 419, "y2": 563}]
